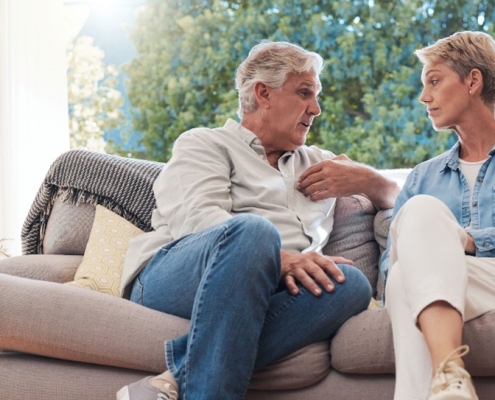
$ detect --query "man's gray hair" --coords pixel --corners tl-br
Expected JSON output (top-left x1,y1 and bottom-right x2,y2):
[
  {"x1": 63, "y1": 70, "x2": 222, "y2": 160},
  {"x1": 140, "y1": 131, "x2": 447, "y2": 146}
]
[{"x1": 235, "y1": 41, "x2": 324, "y2": 119}]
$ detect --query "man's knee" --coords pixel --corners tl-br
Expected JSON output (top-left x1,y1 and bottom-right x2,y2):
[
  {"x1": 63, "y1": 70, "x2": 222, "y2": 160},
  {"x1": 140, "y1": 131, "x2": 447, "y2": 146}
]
[
  {"x1": 229, "y1": 214, "x2": 281, "y2": 246},
  {"x1": 334, "y1": 264, "x2": 372, "y2": 310}
]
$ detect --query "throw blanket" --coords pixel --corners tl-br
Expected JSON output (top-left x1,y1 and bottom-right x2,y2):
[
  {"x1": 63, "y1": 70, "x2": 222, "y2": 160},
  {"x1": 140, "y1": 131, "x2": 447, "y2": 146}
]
[{"x1": 22, "y1": 150, "x2": 164, "y2": 255}]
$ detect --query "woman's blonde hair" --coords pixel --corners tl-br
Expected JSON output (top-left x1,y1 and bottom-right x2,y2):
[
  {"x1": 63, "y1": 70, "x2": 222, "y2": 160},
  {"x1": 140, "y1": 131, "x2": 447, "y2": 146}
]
[
  {"x1": 415, "y1": 31, "x2": 495, "y2": 105},
  {"x1": 235, "y1": 41, "x2": 324, "y2": 119}
]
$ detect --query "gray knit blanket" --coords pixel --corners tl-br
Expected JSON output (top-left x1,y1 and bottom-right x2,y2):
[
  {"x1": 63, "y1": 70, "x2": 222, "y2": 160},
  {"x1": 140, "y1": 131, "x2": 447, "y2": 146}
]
[{"x1": 22, "y1": 150, "x2": 164, "y2": 255}]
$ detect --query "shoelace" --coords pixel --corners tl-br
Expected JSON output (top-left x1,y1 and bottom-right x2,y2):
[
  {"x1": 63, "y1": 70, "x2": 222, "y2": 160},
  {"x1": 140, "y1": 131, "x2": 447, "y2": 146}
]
[{"x1": 432, "y1": 345, "x2": 471, "y2": 393}]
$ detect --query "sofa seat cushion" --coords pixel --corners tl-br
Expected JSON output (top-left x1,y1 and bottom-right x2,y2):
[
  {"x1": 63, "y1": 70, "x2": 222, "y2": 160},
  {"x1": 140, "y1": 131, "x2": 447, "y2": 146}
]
[
  {"x1": 0, "y1": 254, "x2": 82, "y2": 283},
  {"x1": 0, "y1": 273, "x2": 330, "y2": 390},
  {"x1": 331, "y1": 308, "x2": 495, "y2": 376}
]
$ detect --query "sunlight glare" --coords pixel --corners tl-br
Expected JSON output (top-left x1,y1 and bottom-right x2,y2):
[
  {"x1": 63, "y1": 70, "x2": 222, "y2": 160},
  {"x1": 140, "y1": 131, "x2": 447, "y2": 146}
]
[{"x1": 89, "y1": 0, "x2": 119, "y2": 9}]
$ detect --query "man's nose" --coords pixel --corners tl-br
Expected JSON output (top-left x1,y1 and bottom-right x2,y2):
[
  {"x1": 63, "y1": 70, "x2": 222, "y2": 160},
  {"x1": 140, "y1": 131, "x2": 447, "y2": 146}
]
[{"x1": 309, "y1": 98, "x2": 321, "y2": 116}]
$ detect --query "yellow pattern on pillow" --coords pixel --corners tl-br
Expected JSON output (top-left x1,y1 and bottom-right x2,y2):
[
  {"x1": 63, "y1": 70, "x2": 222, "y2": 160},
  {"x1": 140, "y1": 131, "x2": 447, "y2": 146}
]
[{"x1": 66, "y1": 205, "x2": 144, "y2": 296}]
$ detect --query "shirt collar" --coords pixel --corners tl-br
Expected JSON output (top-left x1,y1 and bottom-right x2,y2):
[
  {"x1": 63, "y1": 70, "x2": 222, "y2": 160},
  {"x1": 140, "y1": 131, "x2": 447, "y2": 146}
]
[
  {"x1": 224, "y1": 118, "x2": 259, "y2": 147},
  {"x1": 440, "y1": 141, "x2": 461, "y2": 172},
  {"x1": 440, "y1": 141, "x2": 495, "y2": 172},
  {"x1": 224, "y1": 118, "x2": 294, "y2": 158}
]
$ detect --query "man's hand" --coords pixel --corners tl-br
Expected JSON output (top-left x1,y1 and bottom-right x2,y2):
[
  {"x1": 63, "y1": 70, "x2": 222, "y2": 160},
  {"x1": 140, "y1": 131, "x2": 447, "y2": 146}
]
[
  {"x1": 297, "y1": 154, "x2": 400, "y2": 209},
  {"x1": 281, "y1": 249, "x2": 352, "y2": 296}
]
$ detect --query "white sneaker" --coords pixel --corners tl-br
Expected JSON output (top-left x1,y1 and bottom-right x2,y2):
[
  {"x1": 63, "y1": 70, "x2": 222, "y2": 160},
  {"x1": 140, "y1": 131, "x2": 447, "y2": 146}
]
[
  {"x1": 428, "y1": 345, "x2": 479, "y2": 400},
  {"x1": 116, "y1": 376, "x2": 179, "y2": 400}
]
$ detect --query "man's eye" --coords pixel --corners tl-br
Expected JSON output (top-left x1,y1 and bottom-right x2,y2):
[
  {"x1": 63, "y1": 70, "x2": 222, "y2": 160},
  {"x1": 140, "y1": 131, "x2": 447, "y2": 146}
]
[{"x1": 431, "y1": 79, "x2": 439, "y2": 85}]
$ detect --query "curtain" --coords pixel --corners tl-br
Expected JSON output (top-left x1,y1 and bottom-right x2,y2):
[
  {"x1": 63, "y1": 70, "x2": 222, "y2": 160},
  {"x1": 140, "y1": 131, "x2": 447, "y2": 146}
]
[{"x1": 0, "y1": 0, "x2": 70, "y2": 255}]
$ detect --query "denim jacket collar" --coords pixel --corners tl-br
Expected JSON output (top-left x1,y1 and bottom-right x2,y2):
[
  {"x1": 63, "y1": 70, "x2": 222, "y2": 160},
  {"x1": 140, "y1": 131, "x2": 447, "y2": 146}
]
[{"x1": 440, "y1": 141, "x2": 495, "y2": 173}]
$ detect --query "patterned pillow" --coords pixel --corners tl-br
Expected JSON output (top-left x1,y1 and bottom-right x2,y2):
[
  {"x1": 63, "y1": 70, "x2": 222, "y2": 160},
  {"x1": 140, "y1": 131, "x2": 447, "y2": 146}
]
[{"x1": 66, "y1": 205, "x2": 143, "y2": 296}]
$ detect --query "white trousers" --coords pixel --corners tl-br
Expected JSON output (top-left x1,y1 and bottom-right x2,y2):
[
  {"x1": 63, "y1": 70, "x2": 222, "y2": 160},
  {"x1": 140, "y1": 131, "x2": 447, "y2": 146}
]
[{"x1": 385, "y1": 195, "x2": 495, "y2": 400}]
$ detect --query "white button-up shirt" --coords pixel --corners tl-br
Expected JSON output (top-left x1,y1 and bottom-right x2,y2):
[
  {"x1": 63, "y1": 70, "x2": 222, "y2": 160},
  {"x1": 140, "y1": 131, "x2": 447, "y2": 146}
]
[{"x1": 121, "y1": 119, "x2": 337, "y2": 296}]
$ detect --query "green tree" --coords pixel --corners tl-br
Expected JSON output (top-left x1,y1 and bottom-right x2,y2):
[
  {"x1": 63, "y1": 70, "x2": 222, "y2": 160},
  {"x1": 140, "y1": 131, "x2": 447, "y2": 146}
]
[
  {"x1": 67, "y1": 36, "x2": 126, "y2": 152},
  {"x1": 125, "y1": 0, "x2": 495, "y2": 167}
]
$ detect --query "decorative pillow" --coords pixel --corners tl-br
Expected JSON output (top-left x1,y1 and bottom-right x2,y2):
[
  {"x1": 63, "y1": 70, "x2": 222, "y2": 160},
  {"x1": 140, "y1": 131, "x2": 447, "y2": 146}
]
[{"x1": 66, "y1": 205, "x2": 143, "y2": 296}]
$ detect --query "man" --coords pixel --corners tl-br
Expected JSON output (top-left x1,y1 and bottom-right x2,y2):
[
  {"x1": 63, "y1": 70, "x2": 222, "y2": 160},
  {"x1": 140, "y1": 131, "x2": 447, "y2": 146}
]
[{"x1": 117, "y1": 41, "x2": 399, "y2": 400}]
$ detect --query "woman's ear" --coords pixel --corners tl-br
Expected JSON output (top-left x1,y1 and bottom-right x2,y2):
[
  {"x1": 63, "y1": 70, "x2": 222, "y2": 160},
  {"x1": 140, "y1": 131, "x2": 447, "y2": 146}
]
[
  {"x1": 253, "y1": 81, "x2": 271, "y2": 109},
  {"x1": 468, "y1": 68, "x2": 483, "y2": 95}
]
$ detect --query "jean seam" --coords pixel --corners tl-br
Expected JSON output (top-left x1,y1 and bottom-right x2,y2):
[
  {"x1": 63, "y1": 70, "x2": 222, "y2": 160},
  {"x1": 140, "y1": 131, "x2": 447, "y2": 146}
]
[
  {"x1": 264, "y1": 289, "x2": 303, "y2": 324},
  {"x1": 165, "y1": 341, "x2": 179, "y2": 381}
]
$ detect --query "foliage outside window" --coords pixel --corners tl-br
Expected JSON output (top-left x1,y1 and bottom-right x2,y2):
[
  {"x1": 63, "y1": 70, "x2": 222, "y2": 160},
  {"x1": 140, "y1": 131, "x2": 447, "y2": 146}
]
[
  {"x1": 122, "y1": 0, "x2": 495, "y2": 168},
  {"x1": 67, "y1": 36, "x2": 126, "y2": 153}
]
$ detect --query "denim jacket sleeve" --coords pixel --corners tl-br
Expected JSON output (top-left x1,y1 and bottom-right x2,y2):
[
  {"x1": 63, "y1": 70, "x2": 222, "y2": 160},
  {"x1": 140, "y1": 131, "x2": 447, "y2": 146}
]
[
  {"x1": 465, "y1": 226, "x2": 495, "y2": 255},
  {"x1": 379, "y1": 168, "x2": 418, "y2": 287}
]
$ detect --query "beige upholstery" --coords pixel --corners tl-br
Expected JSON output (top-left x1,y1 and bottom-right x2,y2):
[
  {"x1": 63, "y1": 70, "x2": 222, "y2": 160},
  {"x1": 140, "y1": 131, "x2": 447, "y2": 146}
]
[
  {"x1": 43, "y1": 200, "x2": 96, "y2": 255},
  {"x1": 0, "y1": 272, "x2": 331, "y2": 390},
  {"x1": 1, "y1": 151, "x2": 494, "y2": 400},
  {"x1": 0, "y1": 254, "x2": 81, "y2": 283}
]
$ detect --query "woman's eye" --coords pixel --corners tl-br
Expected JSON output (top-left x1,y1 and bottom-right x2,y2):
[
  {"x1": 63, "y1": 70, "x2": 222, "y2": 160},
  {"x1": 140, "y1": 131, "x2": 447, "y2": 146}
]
[{"x1": 431, "y1": 79, "x2": 439, "y2": 86}]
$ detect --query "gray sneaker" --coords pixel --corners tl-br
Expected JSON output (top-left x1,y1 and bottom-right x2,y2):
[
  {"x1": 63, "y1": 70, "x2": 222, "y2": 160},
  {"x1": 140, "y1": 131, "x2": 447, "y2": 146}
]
[{"x1": 117, "y1": 376, "x2": 179, "y2": 400}]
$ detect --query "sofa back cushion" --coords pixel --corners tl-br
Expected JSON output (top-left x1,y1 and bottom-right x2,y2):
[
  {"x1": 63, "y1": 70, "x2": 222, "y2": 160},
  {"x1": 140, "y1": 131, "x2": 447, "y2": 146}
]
[
  {"x1": 323, "y1": 195, "x2": 379, "y2": 296},
  {"x1": 43, "y1": 199, "x2": 96, "y2": 255}
]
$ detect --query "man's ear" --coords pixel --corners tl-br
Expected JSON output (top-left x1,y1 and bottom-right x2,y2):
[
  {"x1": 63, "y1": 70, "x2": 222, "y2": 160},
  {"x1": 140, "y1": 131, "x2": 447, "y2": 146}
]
[
  {"x1": 468, "y1": 68, "x2": 483, "y2": 95},
  {"x1": 253, "y1": 81, "x2": 271, "y2": 109}
]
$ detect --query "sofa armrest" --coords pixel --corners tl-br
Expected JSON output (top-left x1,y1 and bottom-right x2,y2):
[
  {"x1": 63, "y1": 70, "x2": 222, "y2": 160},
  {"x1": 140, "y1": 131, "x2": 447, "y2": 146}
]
[{"x1": 0, "y1": 255, "x2": 82, "y2": 283}]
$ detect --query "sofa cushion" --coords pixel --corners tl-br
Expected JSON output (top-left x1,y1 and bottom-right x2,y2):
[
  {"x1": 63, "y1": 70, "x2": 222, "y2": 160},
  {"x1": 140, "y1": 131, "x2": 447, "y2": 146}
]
[
  {"x1": 0, "y1": 273, "x2": 330, "y2": 390},
  {"x1": 323, "y1": 195, "x2": 379, "y2": 295},
  {"x1": 66, "y1": 205, "x2": 143, "y2": 296},
  {"x1": 43, "y1": 199, "x2": 96, "y2": 255},
  {"x1": 0, "y1": 254, "x2": 82, "y2": 283},
  {"x1": 330, "y1": 308, "x2": 495, "y2": 376}
]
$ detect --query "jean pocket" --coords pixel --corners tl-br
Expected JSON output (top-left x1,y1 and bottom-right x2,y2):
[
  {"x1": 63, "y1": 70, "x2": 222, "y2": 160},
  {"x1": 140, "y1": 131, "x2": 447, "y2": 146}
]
[{"x1": 130, "y1": 276, "x2": 144, "y2": 305}]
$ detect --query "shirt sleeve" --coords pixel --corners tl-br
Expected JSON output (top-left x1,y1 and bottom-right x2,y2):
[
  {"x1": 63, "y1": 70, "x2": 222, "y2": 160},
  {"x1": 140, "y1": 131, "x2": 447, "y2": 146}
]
[
  {"x1": 152, "y1": 129, "x2": 233, "y2": 240},
  {"x1": 379, "y1": 168, "x2": 417, "y2": 288},
  {"x1": 465, "y1": 226, "x2": 495, "y2": 255}
]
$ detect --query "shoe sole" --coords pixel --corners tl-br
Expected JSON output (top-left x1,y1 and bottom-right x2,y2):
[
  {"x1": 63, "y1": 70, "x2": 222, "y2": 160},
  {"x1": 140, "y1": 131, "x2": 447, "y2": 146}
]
[{"x1": 116, "y1": 386, "x2": 130, "y2": 400}]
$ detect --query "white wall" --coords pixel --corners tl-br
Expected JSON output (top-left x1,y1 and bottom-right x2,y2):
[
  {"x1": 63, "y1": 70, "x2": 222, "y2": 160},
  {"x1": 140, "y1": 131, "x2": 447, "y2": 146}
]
[{"x1": 0, "y1": 0, "x2": 70, "y2": 255}]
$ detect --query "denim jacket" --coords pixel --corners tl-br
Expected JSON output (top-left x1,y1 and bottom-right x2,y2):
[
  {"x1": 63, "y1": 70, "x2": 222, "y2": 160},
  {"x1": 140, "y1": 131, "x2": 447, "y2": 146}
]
[{"x1": 381, "y1": 141, "x2": 495, "y2": 285}]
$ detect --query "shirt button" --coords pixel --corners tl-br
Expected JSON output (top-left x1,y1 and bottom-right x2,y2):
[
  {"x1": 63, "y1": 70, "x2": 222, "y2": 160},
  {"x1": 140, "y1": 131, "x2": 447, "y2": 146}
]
[
  {"x1": 477, "y1": 177, "x2": 483, "y2": 182},
  {"x1": 472, "y1": 201, "x2": 478, "y2": 207},
  {"x1": 483, "y1": 242, "x2": 488, "y2": 248}
]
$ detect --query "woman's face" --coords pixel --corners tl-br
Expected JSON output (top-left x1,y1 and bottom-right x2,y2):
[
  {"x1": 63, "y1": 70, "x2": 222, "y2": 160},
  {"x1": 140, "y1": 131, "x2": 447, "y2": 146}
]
[{"x1": 419, "y1": 61, "x2": 472, "y2": 131}]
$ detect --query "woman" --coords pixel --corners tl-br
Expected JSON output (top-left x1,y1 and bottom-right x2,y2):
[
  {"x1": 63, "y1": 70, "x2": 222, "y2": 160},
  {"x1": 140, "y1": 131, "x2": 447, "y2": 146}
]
[{"x1": 383, "y1": 31, "x2": 495, "y2": 400}]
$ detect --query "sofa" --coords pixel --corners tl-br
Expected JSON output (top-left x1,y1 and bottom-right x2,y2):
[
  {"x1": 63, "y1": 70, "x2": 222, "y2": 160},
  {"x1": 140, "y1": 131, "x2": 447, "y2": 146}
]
[{"x1": 0, "y1": 150, "x2": 494, "y2": 400}]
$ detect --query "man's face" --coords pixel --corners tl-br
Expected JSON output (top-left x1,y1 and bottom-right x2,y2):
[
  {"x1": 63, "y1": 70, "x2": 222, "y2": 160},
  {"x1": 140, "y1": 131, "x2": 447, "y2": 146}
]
[{"x1": 263, "y1": 70, "x2": 322, "y2": 152}]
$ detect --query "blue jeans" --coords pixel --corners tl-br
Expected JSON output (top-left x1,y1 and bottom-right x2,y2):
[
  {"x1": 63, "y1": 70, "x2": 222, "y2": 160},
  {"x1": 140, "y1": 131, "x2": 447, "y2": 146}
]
[{"x1": 130, "y1": 214, "x2": 371, "y2": 400}]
